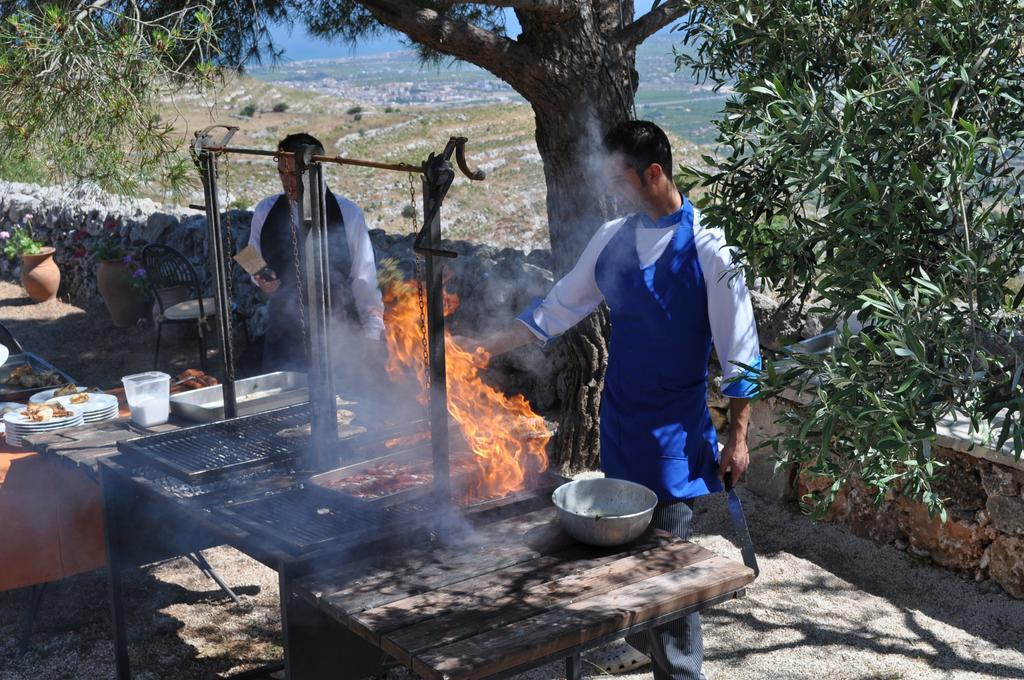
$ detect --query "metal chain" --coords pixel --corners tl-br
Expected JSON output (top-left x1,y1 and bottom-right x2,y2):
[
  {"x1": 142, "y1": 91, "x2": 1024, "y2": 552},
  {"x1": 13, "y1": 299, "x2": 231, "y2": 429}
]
[
  {"x1": 408, "y1": 173, "x2": 429, "y2": 388},
  {"x1": 219, "y1": 151, "x2": 237, "y2": 381},
  {"x1": 283, "y1": 156, "x2": 310, "y2": 361}
]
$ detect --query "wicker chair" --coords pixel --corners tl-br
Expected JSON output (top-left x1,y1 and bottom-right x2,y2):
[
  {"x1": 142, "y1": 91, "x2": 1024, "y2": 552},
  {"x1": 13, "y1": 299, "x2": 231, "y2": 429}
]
[{"x1": 141, "y1": 244, "x2": 216, "y2": 373}]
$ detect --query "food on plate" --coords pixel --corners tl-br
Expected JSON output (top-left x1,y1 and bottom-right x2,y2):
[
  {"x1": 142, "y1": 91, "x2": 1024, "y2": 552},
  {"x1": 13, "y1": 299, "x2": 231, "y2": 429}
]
[
  {"x1": 55, "y1": 383, "x2": 82, "y2": 397},
  {"x1": 69, "y1": 392, "x2": 91, "y2": 404},
  {"x1": 1, "y1": 405, "x2": 19, "y2": 415},
  {"x1": 20, "y1": 402, "x2": 74, "y2": 422}
]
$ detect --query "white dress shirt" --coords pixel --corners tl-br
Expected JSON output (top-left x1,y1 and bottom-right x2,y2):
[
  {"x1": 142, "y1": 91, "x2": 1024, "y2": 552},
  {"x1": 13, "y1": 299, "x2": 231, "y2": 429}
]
[
  {"x1": 249, "y1": 193, "x2": 385, "y2": 340},
  {"x1": 518, "y1": 206, "x2": 761, "y2": 397}
]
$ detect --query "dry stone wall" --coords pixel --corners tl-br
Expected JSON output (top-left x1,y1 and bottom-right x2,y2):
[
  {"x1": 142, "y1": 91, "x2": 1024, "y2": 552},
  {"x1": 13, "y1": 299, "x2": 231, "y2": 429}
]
[
  {"x1": 0, "y1": 181, "x2": 559, "y2": 406},
  {"x1": 747, "y1": 395, "x2": 1024, "y2": 599}
]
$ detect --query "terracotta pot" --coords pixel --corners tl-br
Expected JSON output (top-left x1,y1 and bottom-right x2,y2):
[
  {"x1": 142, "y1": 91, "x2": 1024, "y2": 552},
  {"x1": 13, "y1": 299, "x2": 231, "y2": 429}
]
[
  {"x1": 97, "y1": 259, "x2": 148, "y2": 327},
  {"x1": 21, "y1": 247, "x2": 60, "y2": 303}
]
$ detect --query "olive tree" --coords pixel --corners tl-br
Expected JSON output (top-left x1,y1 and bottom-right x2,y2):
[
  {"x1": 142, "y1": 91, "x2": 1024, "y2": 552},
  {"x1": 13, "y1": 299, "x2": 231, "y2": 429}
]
[
  {"x1": 0, "y1": 1, "x2": 232, "y2": 193},
  {"x1": 679, "y1": 0, "x2": 1024, "y2": 517}
]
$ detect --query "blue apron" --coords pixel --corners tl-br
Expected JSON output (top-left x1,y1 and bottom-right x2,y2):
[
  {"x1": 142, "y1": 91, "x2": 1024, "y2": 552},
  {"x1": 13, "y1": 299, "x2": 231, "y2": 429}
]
[{"x1": 594, "y1": 199, "x2": 722, "y2": 501}]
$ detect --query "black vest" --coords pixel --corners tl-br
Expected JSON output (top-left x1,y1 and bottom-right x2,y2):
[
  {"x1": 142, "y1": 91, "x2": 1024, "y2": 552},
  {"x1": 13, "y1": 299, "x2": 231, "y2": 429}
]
[{"x1": 259, "y1": 191, "x2": 358, "y2": 323}]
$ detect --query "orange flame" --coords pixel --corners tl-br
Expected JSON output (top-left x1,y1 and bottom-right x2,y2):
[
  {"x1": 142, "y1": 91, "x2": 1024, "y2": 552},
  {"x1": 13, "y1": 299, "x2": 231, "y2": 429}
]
[{"x1": 383, "y1": 278, "x2": 549, "y2": 501}]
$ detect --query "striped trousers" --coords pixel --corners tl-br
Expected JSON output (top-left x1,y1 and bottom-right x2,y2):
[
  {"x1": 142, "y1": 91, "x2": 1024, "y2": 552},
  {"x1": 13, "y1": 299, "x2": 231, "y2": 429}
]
[{"x1": 625, "y1": 500, "x2": 707, "y2": 680}]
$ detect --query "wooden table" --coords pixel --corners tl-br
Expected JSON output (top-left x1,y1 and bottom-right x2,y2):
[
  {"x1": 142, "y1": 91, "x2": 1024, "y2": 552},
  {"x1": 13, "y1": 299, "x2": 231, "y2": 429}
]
[{"x1": 288, "y1": 506, "x2": 755, "y2": 680}]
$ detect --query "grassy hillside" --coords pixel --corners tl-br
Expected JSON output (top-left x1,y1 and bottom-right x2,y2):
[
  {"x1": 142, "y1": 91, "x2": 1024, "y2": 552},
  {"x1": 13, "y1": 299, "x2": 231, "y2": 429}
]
[{"x1": 9, "y1": 35, "x2": 723, "y2": 251}]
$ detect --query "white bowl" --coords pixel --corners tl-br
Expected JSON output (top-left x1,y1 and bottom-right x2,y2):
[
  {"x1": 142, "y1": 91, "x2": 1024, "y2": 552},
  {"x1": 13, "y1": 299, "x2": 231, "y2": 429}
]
[{"x1": 552, "y1": 478, "x2": 658, "y2": 547}]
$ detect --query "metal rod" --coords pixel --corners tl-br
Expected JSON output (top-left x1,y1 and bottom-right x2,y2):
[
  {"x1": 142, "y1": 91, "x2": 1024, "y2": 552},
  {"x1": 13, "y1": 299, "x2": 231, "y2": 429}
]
[
  {"x1": 422, "y1": 155, "x2": 455, "y2": 506},
  {"x1": 100, "y1": 464, "x2": 132, "y2": 680},
  {"x1": 305, "y1": 158, "x2": 338, "y2": 470},
  {"x1": 198, "y1": 151, "x2": 238, "y2": 418},
  {"x1": 201, "y1": 146, "x2": 424, "y2": 174}
]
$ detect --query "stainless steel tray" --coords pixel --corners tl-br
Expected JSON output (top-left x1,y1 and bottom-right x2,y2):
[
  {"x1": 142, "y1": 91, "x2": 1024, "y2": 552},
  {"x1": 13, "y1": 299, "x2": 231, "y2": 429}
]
[
  {"x1": 0, "y1": 352, "x2": 78, "y2": 402},
  {"x1": 169, "y1": 371, "x2": 309, "y2": 422}
]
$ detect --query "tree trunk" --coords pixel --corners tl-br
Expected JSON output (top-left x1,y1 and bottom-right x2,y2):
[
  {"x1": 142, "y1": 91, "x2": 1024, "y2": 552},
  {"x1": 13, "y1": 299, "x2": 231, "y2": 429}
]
[
  {"x1": 355, "y1": 0, "x2": 644, "y2": 471},
  {"x1": 511, "y1": 8, "x2": 638, "y2": 472}
]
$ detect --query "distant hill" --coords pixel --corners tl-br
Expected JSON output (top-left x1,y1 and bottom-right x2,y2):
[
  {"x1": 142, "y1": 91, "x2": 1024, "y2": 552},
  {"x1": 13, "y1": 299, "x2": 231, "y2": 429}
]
[{"x1": 4, "y1": 34, "x2": 723, "y2": 251}]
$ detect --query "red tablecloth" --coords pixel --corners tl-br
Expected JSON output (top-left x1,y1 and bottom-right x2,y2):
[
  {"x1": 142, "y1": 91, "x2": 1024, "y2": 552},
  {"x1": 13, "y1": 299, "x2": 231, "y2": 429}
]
[
  {"x1": 0, "y1": 445, "x2": 106, "y2": 591},
  {"x1": 0, "y1": 392, "x2": 132, "y2": 591}
]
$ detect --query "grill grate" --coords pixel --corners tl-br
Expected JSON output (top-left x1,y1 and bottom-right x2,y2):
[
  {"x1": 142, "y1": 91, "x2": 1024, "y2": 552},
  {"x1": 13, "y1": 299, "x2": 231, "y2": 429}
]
[
  {"x1": 213, "y1": 487, "x2": 380, "y2": 554},
  {"x1": 118, "y1": 404, "x2": 311, "y2": 482}
]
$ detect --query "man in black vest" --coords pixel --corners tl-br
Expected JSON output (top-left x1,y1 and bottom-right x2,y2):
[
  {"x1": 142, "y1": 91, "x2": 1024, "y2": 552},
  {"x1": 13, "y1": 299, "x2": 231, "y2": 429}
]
[{"x1": 248, "y1": 133, "x2": 385, "y2": 380}]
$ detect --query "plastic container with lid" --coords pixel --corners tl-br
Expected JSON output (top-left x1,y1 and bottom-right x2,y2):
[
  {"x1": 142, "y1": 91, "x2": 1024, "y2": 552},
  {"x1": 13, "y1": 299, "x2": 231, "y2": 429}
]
[{"x1": 121, "y1": 371, "x2": 170, "y2": 427}]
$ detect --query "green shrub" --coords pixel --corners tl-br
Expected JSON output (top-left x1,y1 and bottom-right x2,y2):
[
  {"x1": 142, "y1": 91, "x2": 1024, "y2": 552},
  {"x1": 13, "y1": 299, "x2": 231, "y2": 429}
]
[
  {"x1": 271, "y1": 102, "x2": 289, "y2": 113},
  {"x1": 346, "y1": 105, "x2": 363, "y2": 115},
  {"x1": 240, "y1": 103, "x2": 257, "y2": 117}
]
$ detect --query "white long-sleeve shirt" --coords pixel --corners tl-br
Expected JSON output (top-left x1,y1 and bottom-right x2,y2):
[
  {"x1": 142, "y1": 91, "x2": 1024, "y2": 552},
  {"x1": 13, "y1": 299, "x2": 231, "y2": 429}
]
[
  {"x1": 518, "y1": 206, "x2": 761, "y2": 397},
  {"x1": 249, "y1": 193, "x2": 385, "y2": 340}
]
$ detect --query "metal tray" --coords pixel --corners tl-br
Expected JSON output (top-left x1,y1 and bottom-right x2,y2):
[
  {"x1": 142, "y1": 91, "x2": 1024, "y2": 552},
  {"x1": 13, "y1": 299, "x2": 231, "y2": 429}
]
[
  {"x1": 169, "y1": 371, "x2": 309, "y2": 422},
  {"x1": 0, "y1": 352, "x2": 78, "y2": 403},
  {"x1": 308, "y1": 447, "x2": 443, "y2": 507}
]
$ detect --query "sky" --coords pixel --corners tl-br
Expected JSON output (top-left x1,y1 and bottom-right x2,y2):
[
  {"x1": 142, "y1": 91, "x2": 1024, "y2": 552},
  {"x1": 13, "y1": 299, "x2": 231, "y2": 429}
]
[{"x1": 268, "y1": 7, "x2": 669, "y2": 62}]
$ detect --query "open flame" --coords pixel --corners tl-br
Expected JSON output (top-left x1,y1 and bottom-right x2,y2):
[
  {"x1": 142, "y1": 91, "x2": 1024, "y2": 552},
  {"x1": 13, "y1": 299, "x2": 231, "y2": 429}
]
[{"x1": 382, "y1": 277, "x2": 549, "y2": 501}]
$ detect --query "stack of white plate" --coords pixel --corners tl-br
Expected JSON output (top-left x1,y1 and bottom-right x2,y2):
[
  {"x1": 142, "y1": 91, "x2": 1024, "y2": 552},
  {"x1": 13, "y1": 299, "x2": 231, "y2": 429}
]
[
  {"x1": 3, "y1": 406, "x2": 84, "y2": 447},
  {"x1": 0, "y1": 402, "x2": 24, "y2": 434},
  {"x1": 29, "y1": 385, "x2": 89, "y2": 404},
  {"x1": 51, "y1": 393, "x2": 119, "y2": 424}
]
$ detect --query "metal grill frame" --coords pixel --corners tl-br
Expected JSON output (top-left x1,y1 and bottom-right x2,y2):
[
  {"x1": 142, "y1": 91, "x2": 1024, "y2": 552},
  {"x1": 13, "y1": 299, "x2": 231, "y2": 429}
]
[
  {"x1": 212, "y1": 486, "x2": 383, "y2": 554},
  {"x1": 117, "y1": 403, "x2": 311, "y2": 482}
]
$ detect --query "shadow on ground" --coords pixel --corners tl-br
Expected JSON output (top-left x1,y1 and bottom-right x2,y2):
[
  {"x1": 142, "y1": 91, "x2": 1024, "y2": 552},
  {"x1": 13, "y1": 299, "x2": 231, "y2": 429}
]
[
  {"x1": 0, "y1": 553, "x2": 280, "y2": 680},
  {"x1": 694, "y1": 491, "x2": 1024, "y2": 677}
]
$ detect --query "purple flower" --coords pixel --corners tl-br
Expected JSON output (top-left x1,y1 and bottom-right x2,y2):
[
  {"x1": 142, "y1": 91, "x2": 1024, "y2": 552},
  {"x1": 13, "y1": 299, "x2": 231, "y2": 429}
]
[
  {"x1": 122, "y1": 254, "x2": 134, "y2": 264},
  {"x1": 132, "y1": 268, "x2": 146, "y2": 278},
  {"x1": 0, "y1": 231, "x2": 9, "y2": 240},
  {"x1": 23, "y1": 213, "x2": 33, "y2": 221}
]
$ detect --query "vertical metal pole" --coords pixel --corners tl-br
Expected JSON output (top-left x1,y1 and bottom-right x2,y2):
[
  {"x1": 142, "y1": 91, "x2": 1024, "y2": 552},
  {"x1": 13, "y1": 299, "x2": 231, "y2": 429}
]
[
  {"x1": 304, "y1": 160, "x2": 337, "y2": 470},
  {"x1": 199, "y1": 151, "x2": 238, "y2": 418},
  {"x1": 100, "y1": 464, "x2": 132, "y2": 680},
  {"x1": 422, "y1": 160, "x2": 452, "y2": 505}
]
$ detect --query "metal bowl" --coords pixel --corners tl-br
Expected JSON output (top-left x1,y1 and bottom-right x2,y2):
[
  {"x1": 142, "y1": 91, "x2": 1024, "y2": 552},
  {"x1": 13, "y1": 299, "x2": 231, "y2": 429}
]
[{"x1": 552, "y1": 478, "x2": 658, "y2": 547}]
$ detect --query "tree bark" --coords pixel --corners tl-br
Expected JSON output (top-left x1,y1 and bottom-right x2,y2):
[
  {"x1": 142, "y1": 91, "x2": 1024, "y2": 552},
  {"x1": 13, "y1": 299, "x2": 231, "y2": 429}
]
[{"x1": 509, "y1": 6, "x2": 637, "y2": 471}]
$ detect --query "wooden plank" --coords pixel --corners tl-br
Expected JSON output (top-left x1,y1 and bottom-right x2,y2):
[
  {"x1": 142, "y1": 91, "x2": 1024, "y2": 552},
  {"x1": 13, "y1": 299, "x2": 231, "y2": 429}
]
[
  {"x1": 410, "y1": 554, "x2": 754, "y2": 680},
  {"x1": 311, "y1": 509, "x2": 572, "y2": 622},
  {"x1": 359, "y1": 527, "x2": 685, "y2": 633},
  {"x1": 372, "y1": 539, "x2": 713, "y2": 666}
]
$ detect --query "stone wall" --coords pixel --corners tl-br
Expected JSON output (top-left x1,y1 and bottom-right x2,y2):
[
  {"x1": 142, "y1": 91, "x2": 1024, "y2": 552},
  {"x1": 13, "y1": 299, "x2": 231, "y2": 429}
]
[
  {"x1": 0, "y1": 181, "x2": 559, "y2": 406},
  {"x1": 746, "y1": 396, "x2": 1024, "y2": 599}
]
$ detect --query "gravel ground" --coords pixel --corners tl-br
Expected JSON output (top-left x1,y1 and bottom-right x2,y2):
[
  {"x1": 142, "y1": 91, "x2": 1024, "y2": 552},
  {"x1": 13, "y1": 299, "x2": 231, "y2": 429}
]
[{"x1": 1, "y1": 281, "x2": 1021, "y2": 679}]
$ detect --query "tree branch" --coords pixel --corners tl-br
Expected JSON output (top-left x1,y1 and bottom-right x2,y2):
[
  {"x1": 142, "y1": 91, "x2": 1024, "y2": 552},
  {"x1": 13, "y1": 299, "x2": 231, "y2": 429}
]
[
  {"x1": 447, "y1": 0, "x2": 573, "y2": 18},
  {"x1": 358, "y1": 0, "x2": 524, "y2": 83},
  {"x1": 617, "y1": 0, "x2": 691, "y2": 49}
]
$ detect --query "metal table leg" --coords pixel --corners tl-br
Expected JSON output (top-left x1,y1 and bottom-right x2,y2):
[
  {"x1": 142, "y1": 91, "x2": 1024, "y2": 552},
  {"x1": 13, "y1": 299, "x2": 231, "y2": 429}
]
[
  {"x1": 16, "y1": 582, "x2": 47, "y2": 656},
  {"x1": 565, "y1": 653, "x2": 583, "y2": 680},
  {"x1": 188, "y1": 550, "x2": 242, "y2": 605},
  {"x1": 100, "y1": 464, "x2": 132, "y2": 680}
]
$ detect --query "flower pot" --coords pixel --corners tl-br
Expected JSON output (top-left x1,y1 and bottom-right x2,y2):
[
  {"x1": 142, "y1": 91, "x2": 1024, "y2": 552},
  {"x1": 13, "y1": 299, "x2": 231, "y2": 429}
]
[
  {"x1": 97, "y1": 259, "x2": 148, "y2": 327},
  {"x1": 21, "y1": 247, "x2": 60, "y2": 303}
]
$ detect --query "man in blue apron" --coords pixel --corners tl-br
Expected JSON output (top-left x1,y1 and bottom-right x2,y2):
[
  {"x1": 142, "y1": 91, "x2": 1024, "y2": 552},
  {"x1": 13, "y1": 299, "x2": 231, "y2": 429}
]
[
  {"x1": 247, "y1": 133, "x2": 386, "y2": 383},
  {"x1": 468, "y1": 120, "x2": 761, "y2": 680}
]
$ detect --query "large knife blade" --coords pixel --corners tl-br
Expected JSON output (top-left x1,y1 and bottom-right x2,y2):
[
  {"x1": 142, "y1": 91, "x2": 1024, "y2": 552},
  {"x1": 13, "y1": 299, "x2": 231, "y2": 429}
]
[{"x1": 725, "y1": 479, "x2": 760, "y2": 577}]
